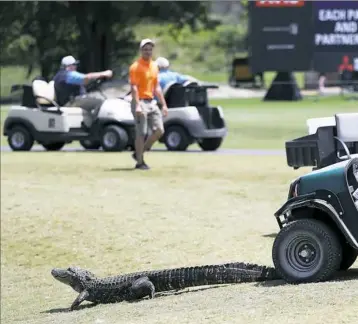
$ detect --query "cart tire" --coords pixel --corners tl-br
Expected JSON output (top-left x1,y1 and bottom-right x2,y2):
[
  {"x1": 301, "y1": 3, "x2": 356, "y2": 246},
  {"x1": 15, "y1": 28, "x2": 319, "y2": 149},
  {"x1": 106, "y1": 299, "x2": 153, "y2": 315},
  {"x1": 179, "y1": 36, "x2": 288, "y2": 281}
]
[
  {"x1": 272, "y1": 219, "x2": 342, "y2": 284},
  {"x1": 8, "y1": 126, "x2": 34, "y2": 151},
  {"x1": 101, "y1": 125, "x2": 128, "y2": 152},
  {"x1": 164, "y1": 125, "x2": 190, "y2": 151},
  {"x1": 80, "y1": 139, "x2": 101, "y2": 150},
  {"x1": 340, "y1": 243, "x2": 358, "y2": 271},
  {"x1": 42, "y1": 142, "x2": 66, "y2": 151},
  {"x1": 198, "y1": 137, "x2": 223, "y2": 151}
]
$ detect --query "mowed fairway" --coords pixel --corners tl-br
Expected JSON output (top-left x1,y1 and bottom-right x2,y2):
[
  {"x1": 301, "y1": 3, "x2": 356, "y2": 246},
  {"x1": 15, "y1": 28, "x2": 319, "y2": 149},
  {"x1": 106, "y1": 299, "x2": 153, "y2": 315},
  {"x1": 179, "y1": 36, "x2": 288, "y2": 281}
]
[
  {"x1": 1, "y1": 97, "x2": 358, "y2": 323},
  {"x1": 1, "y1": 151, "x2": 358, "y2": 324}
]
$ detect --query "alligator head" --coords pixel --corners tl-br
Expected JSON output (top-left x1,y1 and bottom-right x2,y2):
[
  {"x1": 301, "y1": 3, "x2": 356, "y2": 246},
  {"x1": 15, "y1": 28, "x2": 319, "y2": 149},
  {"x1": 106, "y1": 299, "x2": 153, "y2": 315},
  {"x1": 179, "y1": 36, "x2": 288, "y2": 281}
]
[{"x1": 51, "y1": 266, "x2": 97, "y2": 293}]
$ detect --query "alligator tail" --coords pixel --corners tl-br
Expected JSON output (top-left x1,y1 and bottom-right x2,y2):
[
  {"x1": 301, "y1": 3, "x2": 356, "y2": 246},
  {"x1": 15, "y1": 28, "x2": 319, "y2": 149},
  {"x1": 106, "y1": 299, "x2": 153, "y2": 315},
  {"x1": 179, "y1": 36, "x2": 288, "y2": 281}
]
[{"x1": 137, "y1": 262, "x2": 280, "y2": 292}]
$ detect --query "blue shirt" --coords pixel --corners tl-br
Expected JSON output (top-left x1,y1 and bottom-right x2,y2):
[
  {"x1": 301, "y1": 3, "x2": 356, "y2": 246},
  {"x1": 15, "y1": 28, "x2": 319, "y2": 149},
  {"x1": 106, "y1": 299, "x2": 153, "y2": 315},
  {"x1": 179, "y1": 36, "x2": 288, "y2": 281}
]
[
  {"x1": 65, "y1": 71, "x2": 86, "y2": 95},
  {"x1": 53, "y1": 69, "x2": 87, "y2": 105},
  {"x1": 158, "y1": 69, "x2": 190, "y2": 91}
]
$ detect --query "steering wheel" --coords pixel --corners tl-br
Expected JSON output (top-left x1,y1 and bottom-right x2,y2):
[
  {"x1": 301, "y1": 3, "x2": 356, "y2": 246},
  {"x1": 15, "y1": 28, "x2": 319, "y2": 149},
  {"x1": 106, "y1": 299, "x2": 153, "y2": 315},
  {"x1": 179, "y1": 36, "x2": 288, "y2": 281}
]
[{"x1": 85, "y1": 78, "x2": 108, "y2": 93}]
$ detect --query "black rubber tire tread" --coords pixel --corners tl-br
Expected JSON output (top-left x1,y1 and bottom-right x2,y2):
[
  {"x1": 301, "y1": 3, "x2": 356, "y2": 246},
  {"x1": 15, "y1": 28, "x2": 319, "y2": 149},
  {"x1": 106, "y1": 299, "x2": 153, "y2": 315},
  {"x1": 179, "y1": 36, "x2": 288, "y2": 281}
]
[
  {"x1": 101, "y1": 125, "x2": 128, "y2": 152},
  {"x1": 272, "y1": 219, "x2": 342, "y2": 284},
  {"x1": 198, "y1": 137, "x2": 223, "y2": 151},
  {"x1": 8, "y1": 126, "x2": 34, "y2": 151},
  {"x1": 42, "y1": 142, "x2": 66, "y2": 151},
  {"x1": 340, "y1": 242, "x2": 358, "y2": 271},
  {"x1": 164, "y1": 125, "x2": 190, "y2": 151},
  {"x1": 80, "y1": 139, "x2": 101, "y2": 150}
]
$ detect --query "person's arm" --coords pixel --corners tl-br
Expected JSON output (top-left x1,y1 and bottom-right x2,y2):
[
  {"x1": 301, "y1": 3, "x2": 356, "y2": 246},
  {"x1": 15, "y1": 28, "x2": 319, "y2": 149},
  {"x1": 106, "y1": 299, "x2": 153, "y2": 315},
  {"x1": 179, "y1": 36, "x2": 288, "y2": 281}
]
[
  {"x1": 129, "y1": 65, "x2": 140, "y2": 110},
  {"x1": 154, "y1": 82, "x2": 168, "y2": 116},
  {"x1": 66, "y1": 70, "x2": 112, "y2": 85},
  {"x1": 84, "y1": 70, "x2": 112, "y2": 84},
  {"x1": 175, "y1": 72, "x2": 198, "y2": 84},
  {"x1": 154, "y1": 83, "x2": 166, "y2": 106}
]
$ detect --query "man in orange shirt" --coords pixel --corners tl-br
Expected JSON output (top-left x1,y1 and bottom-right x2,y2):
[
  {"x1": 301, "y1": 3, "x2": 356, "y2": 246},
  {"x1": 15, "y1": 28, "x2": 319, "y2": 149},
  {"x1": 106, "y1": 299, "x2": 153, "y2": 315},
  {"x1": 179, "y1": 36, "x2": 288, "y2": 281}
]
[{"x1": 129, "y1": 38, "x2": 168, "y2": 170}]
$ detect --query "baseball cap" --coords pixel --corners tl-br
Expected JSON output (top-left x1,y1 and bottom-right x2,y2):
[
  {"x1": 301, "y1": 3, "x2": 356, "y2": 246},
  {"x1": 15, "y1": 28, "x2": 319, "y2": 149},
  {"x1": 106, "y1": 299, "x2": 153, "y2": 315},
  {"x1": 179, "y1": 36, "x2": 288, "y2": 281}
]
[
  {"x1": 61, "y1": 55, "x2": 80, "y2": 66},
  {"x1": 140, "y1": 38, "x2": 155, "y2": 49},
  {"x1": 155, "y1": 57, "x2": 170, "y2": 68}
]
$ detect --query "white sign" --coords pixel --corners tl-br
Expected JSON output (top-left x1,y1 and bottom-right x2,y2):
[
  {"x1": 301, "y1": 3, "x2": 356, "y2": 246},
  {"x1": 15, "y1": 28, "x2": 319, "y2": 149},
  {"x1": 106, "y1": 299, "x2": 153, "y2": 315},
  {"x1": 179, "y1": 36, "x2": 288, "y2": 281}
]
[
  {"x1": 315, "y1": 8, "x2": 358, "y2": 46},
  {"x1": 263, "y1": 23, "x2": 299, "y2": 35},
  {"x1": 354, "y1": 58, "x2": 358, "y2": 71}
]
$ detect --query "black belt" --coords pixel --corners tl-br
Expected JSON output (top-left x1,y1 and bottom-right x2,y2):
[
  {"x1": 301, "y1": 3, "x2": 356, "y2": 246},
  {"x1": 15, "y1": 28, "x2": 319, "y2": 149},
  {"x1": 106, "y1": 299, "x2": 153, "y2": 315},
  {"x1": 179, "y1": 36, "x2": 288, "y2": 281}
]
[{"x1": 139, "y1": 98, "x2": 153, "y2": 102}]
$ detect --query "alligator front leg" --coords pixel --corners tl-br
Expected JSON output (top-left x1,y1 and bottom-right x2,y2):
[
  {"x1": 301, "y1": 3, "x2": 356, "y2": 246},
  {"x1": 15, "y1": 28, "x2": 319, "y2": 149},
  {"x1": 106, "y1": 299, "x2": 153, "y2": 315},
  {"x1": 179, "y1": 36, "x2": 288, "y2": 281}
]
[
  {"x1": 70, "y1": 290, "x2": 89, "y2": 311},
  {"x1": 127, "y1": 276, "x2": 155, "y2": 300}
]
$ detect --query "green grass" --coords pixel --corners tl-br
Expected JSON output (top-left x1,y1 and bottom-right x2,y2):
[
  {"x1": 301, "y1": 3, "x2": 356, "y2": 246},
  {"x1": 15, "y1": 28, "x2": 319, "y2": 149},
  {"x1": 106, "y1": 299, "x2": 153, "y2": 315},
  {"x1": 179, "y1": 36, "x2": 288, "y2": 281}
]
[
  {"x1": 1, "y1": 152, "x2": 357, "y2": 323},
  {"x1": 1, "y1": 96, "x2": 357, "y2": 149},
  {"x1": 209, "y1": 96, "x2": 358, "y2": 149},
  {"x1": 0, "y1": 65, "x2": 40, "y2": 98}
]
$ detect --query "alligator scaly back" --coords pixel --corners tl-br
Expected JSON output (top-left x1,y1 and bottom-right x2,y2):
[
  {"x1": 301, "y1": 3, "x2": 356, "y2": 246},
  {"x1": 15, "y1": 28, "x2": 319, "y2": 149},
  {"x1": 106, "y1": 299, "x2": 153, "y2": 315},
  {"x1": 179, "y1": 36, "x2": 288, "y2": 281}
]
[
  {"x1": 110, "y1": 261, "x2": 279, "y2": 292},
  {"x1": 51, "y1": 262, "x2": 280, "y2": 310}
]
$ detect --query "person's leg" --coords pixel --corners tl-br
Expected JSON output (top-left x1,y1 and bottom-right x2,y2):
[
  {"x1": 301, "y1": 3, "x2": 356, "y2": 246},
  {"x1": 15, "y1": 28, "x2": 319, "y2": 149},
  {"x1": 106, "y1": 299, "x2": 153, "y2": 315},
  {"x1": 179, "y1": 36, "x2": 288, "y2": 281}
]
[
  {"x1": 134, "y1": 115, "x2": 147, "y2": 165},
  {"x1": 68, "y1": 97, "x2": 104, "y2": 128},
  {"x1": 131, "y1": 100, "x2": 149, "y2": 168},
  {"x1": 145, "y1": 104, "x2": 164, "y2": 151}
]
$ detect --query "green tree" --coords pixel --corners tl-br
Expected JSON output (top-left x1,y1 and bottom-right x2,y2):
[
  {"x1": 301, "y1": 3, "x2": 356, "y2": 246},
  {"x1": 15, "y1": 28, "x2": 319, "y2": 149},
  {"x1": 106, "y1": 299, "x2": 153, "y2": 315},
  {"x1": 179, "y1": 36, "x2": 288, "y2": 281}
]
[{"x1": 0, "y1": 1, "x2": 214, "y2": 80}]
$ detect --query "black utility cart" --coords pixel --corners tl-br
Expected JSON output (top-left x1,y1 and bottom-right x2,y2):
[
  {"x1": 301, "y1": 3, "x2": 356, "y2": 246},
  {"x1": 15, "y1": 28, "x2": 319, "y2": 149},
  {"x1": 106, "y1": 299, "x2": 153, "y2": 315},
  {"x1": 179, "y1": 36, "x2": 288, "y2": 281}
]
[{"x1": 272, "y1": 112, "x2": 358, "y2": 284}]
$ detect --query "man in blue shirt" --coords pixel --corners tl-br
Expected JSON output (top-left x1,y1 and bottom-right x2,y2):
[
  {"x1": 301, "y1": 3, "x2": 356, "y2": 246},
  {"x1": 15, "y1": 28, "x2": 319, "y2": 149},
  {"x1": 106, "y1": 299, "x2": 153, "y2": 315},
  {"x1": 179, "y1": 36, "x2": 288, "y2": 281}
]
[
  {"x1": 53, "y1": 55, "x2": 113, "y2": 128},
  {"x1": 155, "y1": 57, "x2": 197, "y2": 93}
]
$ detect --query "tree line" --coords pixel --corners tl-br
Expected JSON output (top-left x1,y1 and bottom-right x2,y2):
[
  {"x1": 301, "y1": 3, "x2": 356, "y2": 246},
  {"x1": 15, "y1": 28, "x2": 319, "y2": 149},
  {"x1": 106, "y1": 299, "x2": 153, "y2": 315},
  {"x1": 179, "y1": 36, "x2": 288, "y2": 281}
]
[{"x1": 0, "y1": 1, "x2": 220, "y2": 80}]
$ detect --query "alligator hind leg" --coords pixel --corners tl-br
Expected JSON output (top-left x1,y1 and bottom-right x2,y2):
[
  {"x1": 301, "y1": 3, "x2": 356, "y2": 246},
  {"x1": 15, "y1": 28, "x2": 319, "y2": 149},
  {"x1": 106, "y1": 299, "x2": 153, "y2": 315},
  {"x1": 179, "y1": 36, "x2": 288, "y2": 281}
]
[{"x1": 129, "y1": 276, "x2": 155, "y2": 300}]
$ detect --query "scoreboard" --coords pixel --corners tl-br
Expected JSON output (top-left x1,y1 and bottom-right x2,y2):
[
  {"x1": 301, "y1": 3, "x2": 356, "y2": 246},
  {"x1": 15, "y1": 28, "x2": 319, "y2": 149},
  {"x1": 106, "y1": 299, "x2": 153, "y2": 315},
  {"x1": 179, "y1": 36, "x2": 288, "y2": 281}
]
[
  {"x1": 312, "y1": 0, "x2": 358, "y2": 72},
  {"x1": 249, "y1": 0, "x2": 358, "y2": 73},
  {"x1": 255, "y1": 1, "x2": 305, "y2": 7}
]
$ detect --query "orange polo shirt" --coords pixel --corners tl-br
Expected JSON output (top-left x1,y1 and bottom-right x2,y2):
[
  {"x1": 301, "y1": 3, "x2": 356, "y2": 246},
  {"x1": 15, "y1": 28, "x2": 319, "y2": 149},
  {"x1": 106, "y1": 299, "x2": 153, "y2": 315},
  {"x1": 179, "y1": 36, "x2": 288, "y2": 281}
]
[{"x1": 129, "y1": 57, "x2": 158, "y2": 99}]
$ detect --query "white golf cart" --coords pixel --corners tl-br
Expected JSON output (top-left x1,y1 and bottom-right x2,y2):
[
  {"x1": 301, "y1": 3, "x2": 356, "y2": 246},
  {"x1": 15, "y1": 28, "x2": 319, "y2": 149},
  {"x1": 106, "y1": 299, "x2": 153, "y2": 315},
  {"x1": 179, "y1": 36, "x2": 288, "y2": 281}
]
[
  {"x1": 285, "y1": 112, "x2": 358, "y2": 170},
  {"x1": 3, "y1": 78, "x2": 227, "y2": 153},
  {"x1": 158, "y1": 80, "x2": 227, "y2": 151},
  {"x1": 3, "y1": 78, "x2": 136, "y2": 152}
]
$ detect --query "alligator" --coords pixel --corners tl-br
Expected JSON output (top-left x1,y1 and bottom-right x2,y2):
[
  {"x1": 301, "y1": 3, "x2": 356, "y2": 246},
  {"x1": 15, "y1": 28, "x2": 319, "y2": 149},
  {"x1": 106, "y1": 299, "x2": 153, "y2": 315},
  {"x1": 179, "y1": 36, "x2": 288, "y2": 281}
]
[{"x1": 51, "y1": 261, "x2": 279, "y2": 310}]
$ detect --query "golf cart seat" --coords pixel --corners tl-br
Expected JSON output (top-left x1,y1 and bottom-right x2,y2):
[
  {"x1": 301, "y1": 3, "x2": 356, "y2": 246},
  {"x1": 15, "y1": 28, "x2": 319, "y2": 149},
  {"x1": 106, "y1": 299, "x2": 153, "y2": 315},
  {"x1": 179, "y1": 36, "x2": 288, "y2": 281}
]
[
  {"x1": 306, "y1": 117, "x2": 336, "y2": 135},
  {"x1": 185, "y1": 84, "x2": 208, "y2": 107},
  {"x1": 335, "y1": 112, "x2": 358, "y2": 160},
  {"x1": 32, "y1": 80, "x2": 83, "y2": 115},
  {"x1": 163, "y1": 82, "x2": 187, "y2": 108},
  {"x1": 183, "y1": 80, "x2": 199, "y2": 87},
  {"x1": 32, "y1": 80, "x2": 58, "y2": 108}
]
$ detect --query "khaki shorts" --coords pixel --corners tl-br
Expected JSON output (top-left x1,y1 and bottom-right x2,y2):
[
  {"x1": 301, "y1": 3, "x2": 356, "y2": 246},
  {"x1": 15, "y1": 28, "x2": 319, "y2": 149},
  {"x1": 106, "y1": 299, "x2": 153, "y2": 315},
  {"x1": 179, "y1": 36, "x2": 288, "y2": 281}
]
[{"x1": 131, "y1": 99, "x2": 164, "y2": 136}]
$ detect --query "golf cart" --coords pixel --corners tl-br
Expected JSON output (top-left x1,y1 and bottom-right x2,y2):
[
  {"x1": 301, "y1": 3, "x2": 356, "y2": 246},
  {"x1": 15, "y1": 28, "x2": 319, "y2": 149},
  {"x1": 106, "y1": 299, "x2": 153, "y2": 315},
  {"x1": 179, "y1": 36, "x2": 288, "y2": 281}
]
[
  {"x1": 285, "y1": 113, "x2": 358, "y2": 170},
  {"x1": 272, "y1": 112, "x2": 358, "y2": 284},
  {"x1": 3, "y1": 78, "x2": 136, "y2": 152},
  {"x1": 158, "y1": 80, "x2": 227, "y2": 151}
]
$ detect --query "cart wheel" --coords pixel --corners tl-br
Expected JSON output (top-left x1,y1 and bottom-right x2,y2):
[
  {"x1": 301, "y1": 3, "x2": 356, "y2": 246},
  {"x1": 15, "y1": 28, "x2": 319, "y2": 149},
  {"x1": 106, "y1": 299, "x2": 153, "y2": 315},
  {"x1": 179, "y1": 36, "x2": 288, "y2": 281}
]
[
  {"x1": 42, "y1": 142, "x2": 66, "y2": 151},
  {"x1": 340, "y1": 242, "x2": 358, "y2": 270},
  {"x1": 272, "y1": 219, "x2": 342, "y2": 284},
  {"x1": 80, "y1": 139, "x2": 101, "y2": 150},
  {"x1": 101, "y1": 125, "x2": 128, "y2": 152},
  {"x1": 198, "y1": 138, "x2": 223, "y2": 151},
  {"x1": 164, "y1": 125, "x2": 190, "y2": 151},
  {"x1": 8, "y1": 126, "x2": 34, "y2": 151}
]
